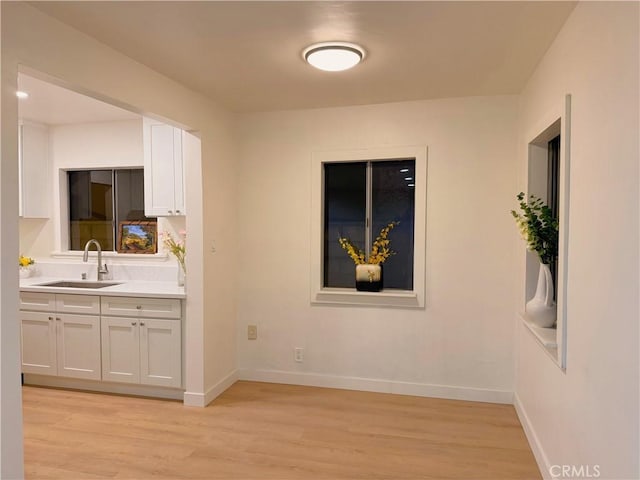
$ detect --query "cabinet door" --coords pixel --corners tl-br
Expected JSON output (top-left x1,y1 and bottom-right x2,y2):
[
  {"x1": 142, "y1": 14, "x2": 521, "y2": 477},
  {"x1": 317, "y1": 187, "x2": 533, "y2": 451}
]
[
  {"x1": 101, "y1": 316, "x2": 140, "y2": 384},
  {"x1": 139, "y1": 318, "x2": 182, "y2": 388},
  {"x1": 19, "y1": 122, "x2": 50, "y2": 218},
  {"x1": 57, "y1": 314, "x2": 101, "y2": 380},
  {"x1": 21, "y1": 311, "x2": 57, "y2": 375},
  {"x1": 143, "y1": 118, "x2": 185, "y2": 217},
  {"x1": 172, "y1": 129, "x2": 185, "y2": 215}
]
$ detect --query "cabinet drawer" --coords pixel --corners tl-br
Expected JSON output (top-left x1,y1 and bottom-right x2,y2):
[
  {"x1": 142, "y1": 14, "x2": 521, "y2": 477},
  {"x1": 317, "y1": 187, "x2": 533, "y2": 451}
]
[
  {"x1": 101, "y1": 297, "x2": 181, "y2": 319},
  {"x1": 56, "y1": 294, "x2": 100, "y2": 315},
  {"x1": 20, "y1": 292, "x2": 56, "y2": 312}
]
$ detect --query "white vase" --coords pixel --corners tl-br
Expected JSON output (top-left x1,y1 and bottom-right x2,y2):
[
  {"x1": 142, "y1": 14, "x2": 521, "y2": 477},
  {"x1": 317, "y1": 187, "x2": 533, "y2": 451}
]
[
  {"x1": 355, "y1": 264, "x2": 382, "y2": 292},
  {"x1": 526, "y1": 263, "x2": 556, "y2": 328}
]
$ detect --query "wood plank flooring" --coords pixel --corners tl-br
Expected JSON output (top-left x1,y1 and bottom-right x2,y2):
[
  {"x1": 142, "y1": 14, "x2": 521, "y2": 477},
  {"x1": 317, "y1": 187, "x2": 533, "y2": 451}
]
[{"x1": 22, "y1": 381, "x2": 541, "y2": 479}]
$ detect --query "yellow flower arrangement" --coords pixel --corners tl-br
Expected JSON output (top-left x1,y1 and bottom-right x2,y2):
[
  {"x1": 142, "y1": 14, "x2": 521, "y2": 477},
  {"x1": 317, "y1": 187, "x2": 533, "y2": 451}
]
[
  {"x1": 338, "y1": 221, "x2": 399, "y2": 265},
  {"x1": 19, "y1": 255, "x2": 34, "y2": 267}
]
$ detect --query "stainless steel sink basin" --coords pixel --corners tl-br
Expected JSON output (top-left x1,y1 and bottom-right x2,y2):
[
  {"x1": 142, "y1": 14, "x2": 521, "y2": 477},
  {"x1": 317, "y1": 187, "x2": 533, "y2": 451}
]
[{"x1": 36, "y1": 281, "x2": 122, "y2": 289}]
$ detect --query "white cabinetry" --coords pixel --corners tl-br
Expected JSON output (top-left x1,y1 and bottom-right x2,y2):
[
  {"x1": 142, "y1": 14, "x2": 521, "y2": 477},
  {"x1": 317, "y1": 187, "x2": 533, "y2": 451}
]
[
  {"x1": 101, "y1": 297, "x2": 182, "y2": 388},
  {"x1": 20, "y1": 293, "x2": 101, "y2": 380},
  {"x1": 19, "y1": 121, "x2": 50, "y2": 218},
  {"x1": 143, "y1": 117, "x2": 185, "y2": 217}
]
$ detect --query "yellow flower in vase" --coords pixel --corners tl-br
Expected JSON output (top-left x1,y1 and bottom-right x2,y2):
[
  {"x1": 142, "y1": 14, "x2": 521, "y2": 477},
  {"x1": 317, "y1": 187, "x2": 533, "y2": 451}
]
[
  {"x1": 338, "y1": 221, "x2": 399, "y2": 266},
  {"x1": 19, "y1": 255, "x2": 35, "y2": 267},
  {"x1": 19, "y1": 255, "x2": 35, "y2": 278},
  {"x1": 338, "y1": 221, "x2": 399, "y2": 292}
]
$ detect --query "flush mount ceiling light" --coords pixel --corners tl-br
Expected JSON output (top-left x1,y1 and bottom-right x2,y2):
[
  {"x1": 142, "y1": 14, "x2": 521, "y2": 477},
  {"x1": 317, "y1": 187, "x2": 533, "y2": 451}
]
[{"x1": 303, "y1": 42, "x2": 365, "y2": 72}]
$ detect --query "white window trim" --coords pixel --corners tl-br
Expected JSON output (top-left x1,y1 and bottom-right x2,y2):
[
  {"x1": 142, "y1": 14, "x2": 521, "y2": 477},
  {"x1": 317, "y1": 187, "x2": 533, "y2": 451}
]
[
  {"x1": 520, "y1": 94, "x2": 571, "y2": 370},
  {"x1": 310, "y1": 145, "x2": 427, "y2": 309},
  {"x1": 50, "y1": 250, "x2": 168, "y2": 262}
]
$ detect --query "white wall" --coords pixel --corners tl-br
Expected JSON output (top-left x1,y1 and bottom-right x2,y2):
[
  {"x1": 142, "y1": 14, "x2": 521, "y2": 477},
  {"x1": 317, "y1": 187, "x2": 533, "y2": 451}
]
[
  {"x1": 236, "y1": 95, "x2": 519, "y2": 402},
  {"x1": 3, "y1": 2, "x2": 637, "y2": 479},
  {"x1": 0, "y1": 3, "x2": 25, "y2": 478},
  {"x1": 1, "y1": 3, "x2": 238, "y2": 474},
  {"x1": 514, "y1": 3, "x2": 639, "y2": 479},
  {"x1": 51, "y1": 119, "x2": 142, "y2": 169},
  {"x1": 19, "y1": 119, "x2": 143, "y2": 256}
]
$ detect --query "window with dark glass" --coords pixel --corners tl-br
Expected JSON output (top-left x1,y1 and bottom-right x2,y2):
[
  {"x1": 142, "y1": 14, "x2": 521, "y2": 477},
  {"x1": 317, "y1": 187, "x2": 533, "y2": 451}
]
[
  {"x1": 323, "y1": 159, "x2": 415, "y2": 290},
  {"x1": 547, "y1": 135, "x2": 560, "y2": 299},
  {"x1": 68, "y1": 169, "x2": 155, "y2": 251}
]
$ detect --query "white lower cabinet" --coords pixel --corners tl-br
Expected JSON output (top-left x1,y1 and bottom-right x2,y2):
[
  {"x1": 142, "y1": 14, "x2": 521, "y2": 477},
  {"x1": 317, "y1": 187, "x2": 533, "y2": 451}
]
[
  {"x1": 20, "y1": 311, "x2": 57, "y2": 376},
  {"x1": 101, "y1": 297, "x2": 182, "y2": 388},
  {"x1": 20, "y1": 293, "x2": 101, "y2": 380},
  {"x1": 20, "y1": 292, "x2": 183, "y2": 391},
  {"x1": 100, "y1": 316, "x2": 139, "y2": 383}
]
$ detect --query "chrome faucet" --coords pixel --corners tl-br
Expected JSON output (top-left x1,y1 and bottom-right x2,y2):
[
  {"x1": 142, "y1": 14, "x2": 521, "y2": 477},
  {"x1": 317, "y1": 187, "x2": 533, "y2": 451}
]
[{"x1": 83, "y1": 239, "x2": 109, "y2": 281}]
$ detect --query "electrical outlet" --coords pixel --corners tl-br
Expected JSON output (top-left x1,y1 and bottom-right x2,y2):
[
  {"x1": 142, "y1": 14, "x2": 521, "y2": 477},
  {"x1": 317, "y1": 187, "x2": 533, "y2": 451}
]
[
  {"x1": 294, "y1": 347, "x2": 304, "y2": 363},
  {"x1": 247, "y1": 325, "x2": 257, "y2": 340}
]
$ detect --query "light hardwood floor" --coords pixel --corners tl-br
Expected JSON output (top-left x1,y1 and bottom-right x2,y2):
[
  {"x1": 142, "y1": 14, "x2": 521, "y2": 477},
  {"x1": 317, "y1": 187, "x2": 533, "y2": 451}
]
[{"x1": 23, "y1": 381, "x2": 541, "y2": 479}]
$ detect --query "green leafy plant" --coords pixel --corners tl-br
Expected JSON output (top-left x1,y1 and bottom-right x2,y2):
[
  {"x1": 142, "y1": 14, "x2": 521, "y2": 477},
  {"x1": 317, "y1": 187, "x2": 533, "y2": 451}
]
[
  {"x1": 511, "y1": 192, "x2": 558, "y2": 265},
  {"x1": 338, "y1": 221, "x2": 399, "y2": 265}
]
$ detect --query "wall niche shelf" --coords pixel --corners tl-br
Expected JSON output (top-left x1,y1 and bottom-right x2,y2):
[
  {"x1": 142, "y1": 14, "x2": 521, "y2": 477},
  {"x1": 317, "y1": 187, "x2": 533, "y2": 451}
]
[
  {"x1": 520, "y1": 94, "x2": 571, "y2": 370},
  {"x1": 519, "y1": 312, "x2": 559, "y2": 364},
  {"x1": 520, "y1": 312, "x2": 557, "y2": 347}
]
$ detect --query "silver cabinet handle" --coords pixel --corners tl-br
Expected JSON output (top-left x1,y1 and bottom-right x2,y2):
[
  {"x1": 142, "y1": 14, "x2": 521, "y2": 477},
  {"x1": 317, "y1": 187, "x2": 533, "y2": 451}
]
[
  {"x1": 140, "y1": 321, "x2": 145, "y2": 326},
  {"x1": 136, "y1": 305, "x2": 142, "y2": 310},
  {"x1": 48, "y1": 316, "x2": 53, "y2": 321},
  {"x1": 56, "y1": 317, "x2": 61, "y2": 321},
  {"x1": 168, "y1": 210, "x2": 173, "y2": 214},
  {"x1": 131, "y1": 321, "x2": 137, "y2": 326},
  {"x1": 175, "y1": 209, "x2": 181, "y2": 214}
]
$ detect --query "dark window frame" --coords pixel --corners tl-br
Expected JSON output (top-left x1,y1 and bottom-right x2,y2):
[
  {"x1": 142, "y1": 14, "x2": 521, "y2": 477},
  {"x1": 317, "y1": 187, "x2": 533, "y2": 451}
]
[
  {"x1": 322, "y1": 158, "x2": 416, "y2": 290},
  {"x1": 67, "y1": 168, "x2": 155, "y2": 252},
  {"x1": 547, "y1": 135, "x2": 560, "y2": 299}
]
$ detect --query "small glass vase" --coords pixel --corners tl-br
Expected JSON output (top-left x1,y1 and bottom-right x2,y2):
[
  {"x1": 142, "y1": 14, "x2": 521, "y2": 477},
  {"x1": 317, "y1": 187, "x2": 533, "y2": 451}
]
[
  {"x1": 19, "y1": 265, "x2": 35, "y2": 279},
  {"x1": 177, "y1": 266, "x2": 186, "y2": 287}
]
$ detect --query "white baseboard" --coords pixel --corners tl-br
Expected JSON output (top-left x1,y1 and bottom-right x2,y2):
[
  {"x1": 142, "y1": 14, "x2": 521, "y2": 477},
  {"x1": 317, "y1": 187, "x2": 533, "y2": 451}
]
[
  {"x1": 182, "y1": 391, "x2": 205, "y2": 407},
  {"x1": 238, "y1": 368, "x2": 513, "y2": 404},
  {"x1": 23, "y1": 374, "x2": 184, "y2": 400},
  {"x1": 183, "y1": 369, "x2": 238, "y2": 407},
  {"x1": 514, "y1": 392, "x2": 549, "y2": 479}
]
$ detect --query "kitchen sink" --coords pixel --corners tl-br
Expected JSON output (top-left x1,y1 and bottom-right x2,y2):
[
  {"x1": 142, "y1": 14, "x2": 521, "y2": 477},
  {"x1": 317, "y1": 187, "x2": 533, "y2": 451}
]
[{"x1": 36, "y1": 281, "x2": 122, "y2": 289}]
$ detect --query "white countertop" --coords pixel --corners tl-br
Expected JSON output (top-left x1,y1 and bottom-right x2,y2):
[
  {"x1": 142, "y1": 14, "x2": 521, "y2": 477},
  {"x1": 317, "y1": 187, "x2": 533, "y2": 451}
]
[{"x1": 20, "y1": 276, "x2": 186, "y2": 299}]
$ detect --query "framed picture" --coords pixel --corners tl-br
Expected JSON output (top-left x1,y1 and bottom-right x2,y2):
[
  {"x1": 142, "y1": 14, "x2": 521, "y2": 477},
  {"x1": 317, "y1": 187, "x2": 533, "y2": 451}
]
[{"x1": 117, "y1": 221, "x2": 157, "y2": 254}]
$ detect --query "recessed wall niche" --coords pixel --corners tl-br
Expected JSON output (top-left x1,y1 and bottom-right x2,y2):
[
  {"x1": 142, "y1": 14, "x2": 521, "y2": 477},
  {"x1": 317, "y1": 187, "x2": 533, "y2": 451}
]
[{"x1": 522, "y1": 94, "x2": 571, "y2": 369}]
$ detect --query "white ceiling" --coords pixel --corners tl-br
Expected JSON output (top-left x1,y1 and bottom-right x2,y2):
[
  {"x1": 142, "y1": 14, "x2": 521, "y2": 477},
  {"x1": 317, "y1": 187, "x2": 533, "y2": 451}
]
[
  {"x1": 30, "y1": 1, "x2": 577, "y2": 113},
  {"x1": 18, "y1": 73, "x2": 139, "y2": 125}
]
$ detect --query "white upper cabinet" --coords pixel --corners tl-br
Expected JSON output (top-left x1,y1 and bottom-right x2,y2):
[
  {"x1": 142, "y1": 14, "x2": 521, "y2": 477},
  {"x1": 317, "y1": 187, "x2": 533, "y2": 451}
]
[
  {"x1": 143, "y1": 117, "x2": 186, "y2": 216},
  {"x1": 19, "y1": 121, "x2": 50, "y2": 218}
]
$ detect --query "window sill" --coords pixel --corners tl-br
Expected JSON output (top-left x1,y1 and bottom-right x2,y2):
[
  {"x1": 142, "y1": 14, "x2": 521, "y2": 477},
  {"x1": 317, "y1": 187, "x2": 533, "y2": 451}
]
[
  {"x1": 519, "y1": 312, "x2": 561, "y2": 367},
  {"x1": 51, "y1": 251, "x2": 168, "y2": 262},
  {"x1": 312, "y1": 288, "x2": 423, "y2": 309}
]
